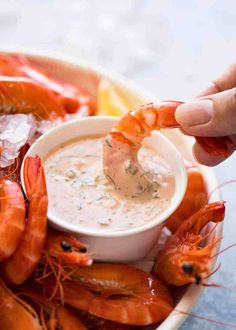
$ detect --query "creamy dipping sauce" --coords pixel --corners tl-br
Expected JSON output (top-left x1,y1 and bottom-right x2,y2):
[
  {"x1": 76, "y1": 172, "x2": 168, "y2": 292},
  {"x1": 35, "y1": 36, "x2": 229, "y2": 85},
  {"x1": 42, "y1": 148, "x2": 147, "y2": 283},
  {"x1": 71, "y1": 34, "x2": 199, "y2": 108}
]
[{"x1": 45, "y1": 136, "x2": 175, "y2": 232}]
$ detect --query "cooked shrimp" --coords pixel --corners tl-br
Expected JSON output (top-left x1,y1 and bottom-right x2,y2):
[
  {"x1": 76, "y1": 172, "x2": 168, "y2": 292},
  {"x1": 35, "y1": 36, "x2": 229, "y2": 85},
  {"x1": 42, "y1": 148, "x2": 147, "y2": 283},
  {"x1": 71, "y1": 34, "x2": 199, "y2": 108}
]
[
  {"x1": 103, "y1": 102, "x2": 233, "y2": 196},
  {"x1": 165, "y1": 163, "x2": 208, "y2": 232},
  {"x1": 43, "y1": 229, "x2": 92, "y2": 266},
  {"x1": 1, "y1": 155, "x2": 48, "y2": 284},
  {"x1": 0, "y1": 53, "x2": 96, "y2": 115},
  {"x1": 79, "y1": 312, "x2": 137, "y2": 330},
  {"x1": 19, "y1": 288, "x2": 87, "y2": 330},
  {"x1": 153, "y1": 202, "x2": 225, "y2": 286},
  {"x1": 56, "y1": 306, "x2": 88, "y2": 330},
  {"x1": 0, "y1": 179, "x2": 26, "y2": 261},
  {"x1": 42, "y1": 264, "x2": 173, "y2": 326},
  {"x1": 0, "y1": 77, "x2": 66, "y2": 120},
  {"x1": 0, "y1": 279, "x2": 42, "y2": 330}
]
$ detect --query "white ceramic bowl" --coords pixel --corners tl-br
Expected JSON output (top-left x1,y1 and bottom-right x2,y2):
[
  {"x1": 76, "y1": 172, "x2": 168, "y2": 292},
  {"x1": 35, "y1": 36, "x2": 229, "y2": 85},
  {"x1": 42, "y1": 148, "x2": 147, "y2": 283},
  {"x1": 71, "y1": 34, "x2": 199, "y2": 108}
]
[
  {"x1": 21, "y1": 116, "x2": 187, "y2": 262},
  {"x1": 8, "y1": 49, "x2": 221, "y2": 329}
]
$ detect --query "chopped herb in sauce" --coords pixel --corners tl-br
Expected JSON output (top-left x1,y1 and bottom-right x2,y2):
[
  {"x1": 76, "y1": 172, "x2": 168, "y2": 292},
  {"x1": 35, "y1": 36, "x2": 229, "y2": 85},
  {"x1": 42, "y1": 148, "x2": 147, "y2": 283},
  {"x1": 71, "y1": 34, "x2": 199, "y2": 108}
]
[
  {"x1": 65, "y1": 169, "x2": 77, "y2": 179},
  {"x1": 98, "y1": 218, "x2": 112, "y2": 226},
  {"x1": 104, "y1": 138, "x2": 112, "y2": 148},
  {"x1": 124, "y1": 160, "x2": 138, "y2": 176}
]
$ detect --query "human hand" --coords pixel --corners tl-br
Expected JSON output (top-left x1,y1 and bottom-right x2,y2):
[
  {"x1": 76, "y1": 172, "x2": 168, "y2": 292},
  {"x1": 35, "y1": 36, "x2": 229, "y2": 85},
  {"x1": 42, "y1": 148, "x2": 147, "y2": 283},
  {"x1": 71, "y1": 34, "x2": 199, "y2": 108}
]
[{"x1": 175, "y1": 63, "x2": 236, "y2": 166}]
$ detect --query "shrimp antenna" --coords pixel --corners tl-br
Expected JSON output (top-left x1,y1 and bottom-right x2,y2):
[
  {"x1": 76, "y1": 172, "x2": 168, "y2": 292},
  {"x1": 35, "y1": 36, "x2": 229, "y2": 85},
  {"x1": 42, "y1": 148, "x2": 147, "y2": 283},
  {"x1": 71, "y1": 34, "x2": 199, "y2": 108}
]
[
  {"x1": 208, "y1": 179, "x2": 236, "y2": 200},
  {"x1": 211, "y1": 242, "x2": 236, "y2": 259},
  {"x1": 176, "y1": 309, "x2": 236, "y2": 329}
]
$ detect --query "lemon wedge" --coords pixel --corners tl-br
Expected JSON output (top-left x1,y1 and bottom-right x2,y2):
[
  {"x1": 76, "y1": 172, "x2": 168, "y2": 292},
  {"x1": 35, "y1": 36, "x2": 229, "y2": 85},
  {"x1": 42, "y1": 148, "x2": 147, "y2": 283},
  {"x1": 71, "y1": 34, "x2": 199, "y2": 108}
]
[{"x1": 96, "y1": 79, "x2": 130, "y2": 117}]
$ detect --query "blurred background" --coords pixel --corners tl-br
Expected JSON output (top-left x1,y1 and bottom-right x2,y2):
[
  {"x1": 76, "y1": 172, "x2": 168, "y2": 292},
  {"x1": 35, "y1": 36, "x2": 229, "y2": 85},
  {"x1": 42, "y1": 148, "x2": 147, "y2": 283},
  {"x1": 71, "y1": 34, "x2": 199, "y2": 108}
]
[{"x1": 1, "y1": 0, "x2": 235, "y2": 328}]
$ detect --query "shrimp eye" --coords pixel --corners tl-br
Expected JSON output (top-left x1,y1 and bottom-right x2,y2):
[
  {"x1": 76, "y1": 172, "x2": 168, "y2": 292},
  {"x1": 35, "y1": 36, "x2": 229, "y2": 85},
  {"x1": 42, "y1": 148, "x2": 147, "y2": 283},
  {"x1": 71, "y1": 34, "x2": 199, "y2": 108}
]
[
  {"x1": 61, "y1": 241, "x2": 72, "y2": 251},
  {"x1": 79, "y1": 247, "x2": 87, "y2": 253},
  {"x1": 195, "y1": 276, "x2": 201, "y2": 285},
  {"x1": 182, "y1": 263, "x2": 193, "y2": 274}
]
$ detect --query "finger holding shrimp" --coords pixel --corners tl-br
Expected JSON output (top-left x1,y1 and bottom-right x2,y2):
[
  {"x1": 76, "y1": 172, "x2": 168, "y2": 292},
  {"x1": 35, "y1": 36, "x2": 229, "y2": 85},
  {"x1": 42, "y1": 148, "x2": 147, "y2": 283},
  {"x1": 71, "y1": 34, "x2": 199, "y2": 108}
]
[
  {"x1": 176, "y1": 63, "x2": 236, "y2": 165},
  {"x1": 103, "y1": 102, "x2": 232, "y2": 197}
]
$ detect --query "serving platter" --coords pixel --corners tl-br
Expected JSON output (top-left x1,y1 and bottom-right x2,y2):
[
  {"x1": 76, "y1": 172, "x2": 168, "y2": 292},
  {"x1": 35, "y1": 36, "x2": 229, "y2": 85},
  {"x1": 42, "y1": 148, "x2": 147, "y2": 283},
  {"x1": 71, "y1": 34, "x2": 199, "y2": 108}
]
[{"x1": 2, "y1": 50, "x2": 222, "y2": 329}]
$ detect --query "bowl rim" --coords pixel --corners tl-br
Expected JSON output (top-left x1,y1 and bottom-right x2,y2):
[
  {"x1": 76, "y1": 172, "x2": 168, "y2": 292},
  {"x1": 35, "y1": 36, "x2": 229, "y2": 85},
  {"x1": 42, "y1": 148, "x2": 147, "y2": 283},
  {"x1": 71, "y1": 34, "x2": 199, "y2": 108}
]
[{"x1": 21, "y1": 115, "x2": 187, "y2": 238}]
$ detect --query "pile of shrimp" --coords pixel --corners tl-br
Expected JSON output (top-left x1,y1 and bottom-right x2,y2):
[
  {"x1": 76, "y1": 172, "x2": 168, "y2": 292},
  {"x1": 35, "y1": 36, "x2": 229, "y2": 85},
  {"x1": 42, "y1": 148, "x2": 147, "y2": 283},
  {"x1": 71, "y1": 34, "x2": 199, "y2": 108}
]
[{"x1": 0, "y1": 53, "x2": 229, "y2": 330}]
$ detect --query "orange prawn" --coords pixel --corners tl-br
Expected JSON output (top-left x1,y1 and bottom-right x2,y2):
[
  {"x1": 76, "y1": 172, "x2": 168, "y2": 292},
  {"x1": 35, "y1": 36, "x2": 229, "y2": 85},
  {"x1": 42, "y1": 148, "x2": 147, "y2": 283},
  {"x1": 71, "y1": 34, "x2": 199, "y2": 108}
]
[
  {"x1": 0, "y1": 53, "x2": 26, "y2": 76},
  {"x1": 56, "y1": 306, "x2": 88, "y2": 330},
  {"x1": 19, "y1": 288, "x2": 87, "y2": 330},
  {"x1": 0, "y1": 279, "x2": 42, "y2": 330},
  {"x1": 165, "y1": 163, "x2": 208, "y2": 232},
  {"x1": 153, "y1": 201, "x2": 225, "y2": 286},
  {"x1": 1, "y1": 155, "x2": 48, "y2": 284},
  {"x1": 0, "y1": 76, "x2": 66, "y2": 120},
  {"x1": 42, "y1": 263, "x2": 173, "y2": 326},
  {"x1": 0, "y1": 156, "x2": 92, "y2": 285},
  {"x1": 0, "y1": 53, "x2": 96, "y2": 115},
  {"x1": 0, "y1": 179, "x2": 26, "y2": 261},
  {"x1": 44, "y1": 229, "x2": 92, "y2": 267},
  {"x1": 103, "y1": 102, "x2": 233, "y2": 196},
  {"x1": 78, "y1": 313, "x2": 137, "y2": 330}
]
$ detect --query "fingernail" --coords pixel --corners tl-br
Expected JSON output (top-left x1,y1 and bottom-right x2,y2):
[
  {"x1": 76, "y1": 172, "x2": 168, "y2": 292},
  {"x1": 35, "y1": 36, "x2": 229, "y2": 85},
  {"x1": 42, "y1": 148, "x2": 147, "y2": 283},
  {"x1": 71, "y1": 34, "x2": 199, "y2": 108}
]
[{"x1": 175, "y1": 100, "x2": 213, "y2": 127}]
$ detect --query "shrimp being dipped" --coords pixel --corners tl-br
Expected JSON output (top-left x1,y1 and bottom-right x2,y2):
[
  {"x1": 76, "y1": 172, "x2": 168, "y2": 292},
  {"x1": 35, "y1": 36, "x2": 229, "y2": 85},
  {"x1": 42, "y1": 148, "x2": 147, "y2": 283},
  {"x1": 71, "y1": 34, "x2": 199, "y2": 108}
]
[
  {"x1": 153, "y1": 202, "x2": 225, "y2": 286},
  {"x1": 103, "y1": 102, "x2": 233, "y2": 196}
]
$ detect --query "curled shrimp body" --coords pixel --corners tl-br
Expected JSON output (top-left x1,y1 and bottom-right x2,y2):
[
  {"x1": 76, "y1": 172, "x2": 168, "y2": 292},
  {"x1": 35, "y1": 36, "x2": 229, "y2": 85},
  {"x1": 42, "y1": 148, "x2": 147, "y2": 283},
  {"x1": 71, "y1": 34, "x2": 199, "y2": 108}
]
[
  {"x1": 153, "y1": 202, "x2": 225, "y2": 286},
  {"x1": 56, "y1": 306, "x2": 87, "y2": 330},
  {"x1": 166, "y1": 164, "x2": 208, "y2": 233},
  {"x1": 1, "y1": 155, "x2": 48, "y2": 284},
  {"x1": 0, "y1": 280, "x2": 42, "y2": 330},
  {"x1": 103, "y1": 102, "x2": 233, "y2": 196},
  {"x1": 43, "y1": 264, "x2": 173, "y2": 326},
  {"x1": 0, "y1": 179, "x2": 26, "y2": 261}
]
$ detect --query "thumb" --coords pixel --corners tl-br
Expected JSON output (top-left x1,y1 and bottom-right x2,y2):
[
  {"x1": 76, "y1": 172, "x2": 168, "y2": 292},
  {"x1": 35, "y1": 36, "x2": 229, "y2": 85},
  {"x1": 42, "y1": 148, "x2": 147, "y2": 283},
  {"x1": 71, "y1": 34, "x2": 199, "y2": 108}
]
[{"x1": 175, "y1": 87, "x2": 236, "y2": 136}]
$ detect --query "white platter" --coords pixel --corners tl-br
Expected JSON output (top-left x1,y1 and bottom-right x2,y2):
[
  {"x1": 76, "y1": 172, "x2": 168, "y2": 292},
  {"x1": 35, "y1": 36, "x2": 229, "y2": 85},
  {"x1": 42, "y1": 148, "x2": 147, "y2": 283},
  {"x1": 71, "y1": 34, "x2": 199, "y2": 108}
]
[{"x1": 3, "y1": 50, "x2": 222, "y2": 330}]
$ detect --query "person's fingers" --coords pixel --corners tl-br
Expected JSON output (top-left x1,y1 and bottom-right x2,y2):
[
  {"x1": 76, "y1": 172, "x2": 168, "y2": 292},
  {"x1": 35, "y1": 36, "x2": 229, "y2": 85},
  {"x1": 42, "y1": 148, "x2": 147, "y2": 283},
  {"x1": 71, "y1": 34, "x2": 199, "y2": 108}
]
[
  {"x1": 193, "y1": 134, "x2": 236, "y2": 166},
  {"x1": 196, "y1": 63, "x2": 236, "y2": 97},
  {"x1": 196, "y1": 83, "x2": 219, "y2": 98},
  {"x1": 175, "y1": 87, "x2": 236, "y2": 136},
  {"x1": 179, "y1": 127, "x2": 192, "y2": 136}
]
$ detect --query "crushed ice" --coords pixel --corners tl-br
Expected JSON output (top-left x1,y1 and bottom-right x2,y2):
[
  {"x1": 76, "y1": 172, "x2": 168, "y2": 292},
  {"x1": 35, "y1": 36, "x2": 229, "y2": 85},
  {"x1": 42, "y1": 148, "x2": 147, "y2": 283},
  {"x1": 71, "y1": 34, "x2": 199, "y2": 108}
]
[
  {"x1": 0, "y1": 114, "x2": 38, "y2": 167},
  {"x1": 0, "y1": 109, "x2": 88, "y2": 168}
]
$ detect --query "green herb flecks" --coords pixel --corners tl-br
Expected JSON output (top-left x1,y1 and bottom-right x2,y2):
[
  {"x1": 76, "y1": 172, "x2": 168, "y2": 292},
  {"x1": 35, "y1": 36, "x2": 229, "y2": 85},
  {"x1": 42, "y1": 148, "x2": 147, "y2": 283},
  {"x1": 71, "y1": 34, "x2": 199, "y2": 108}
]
[
  {"x1": 124, "y1": 160, "x2": 138, "y2": 176},
  {"x1": 106, "y1": 174, "x2": 117, "y2": 189},
  {"x1": 104, "y1": 138, "x2": 112, "y2": 148}
]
